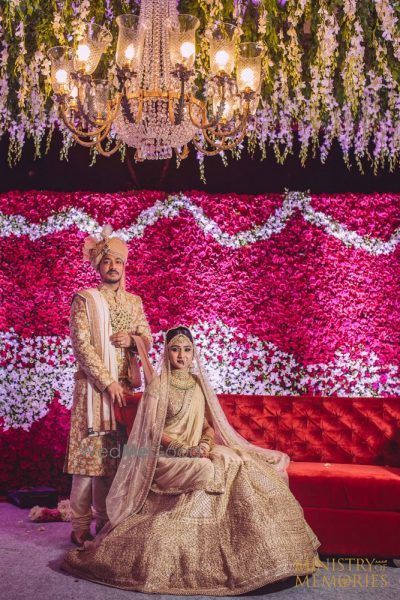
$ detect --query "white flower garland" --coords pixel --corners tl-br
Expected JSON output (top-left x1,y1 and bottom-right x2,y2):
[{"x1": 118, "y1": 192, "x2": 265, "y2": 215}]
[
  {"x1": 1, "y1": 322, "x2": 399, "y2": 430},
  {"x1": 0, "y1": 329, "x2": 75, "y2": 431},
  {"x1": 1, "y1": 191, "x2": 399, "y2": 255}
]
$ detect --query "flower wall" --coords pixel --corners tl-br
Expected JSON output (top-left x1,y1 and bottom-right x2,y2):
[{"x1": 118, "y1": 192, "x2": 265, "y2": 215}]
[{"x1": 0, "y1": 189, "x2": 400, "y2": 490}]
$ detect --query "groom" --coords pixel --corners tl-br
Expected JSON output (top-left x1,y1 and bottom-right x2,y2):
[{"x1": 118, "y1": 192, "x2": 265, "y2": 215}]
[{"x1": 64, "y1": 226, "x2": 152, "y2": 546}]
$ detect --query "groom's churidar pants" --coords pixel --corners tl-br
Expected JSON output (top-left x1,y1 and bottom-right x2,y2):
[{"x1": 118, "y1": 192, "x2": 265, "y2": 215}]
[{"x1": 70, "y1": 474, "x2": 114, "y2": 533}]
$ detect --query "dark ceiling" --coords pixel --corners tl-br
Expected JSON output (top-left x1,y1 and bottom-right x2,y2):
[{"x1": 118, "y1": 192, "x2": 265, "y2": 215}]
[{"x1": 1, "y1": 133, "x2": 399, "y2": 194}]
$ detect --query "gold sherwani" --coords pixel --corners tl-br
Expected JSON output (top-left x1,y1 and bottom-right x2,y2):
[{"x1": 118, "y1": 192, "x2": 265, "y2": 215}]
[{"x1": 64, "y1": 284, "x2": 152, "y2": 477}]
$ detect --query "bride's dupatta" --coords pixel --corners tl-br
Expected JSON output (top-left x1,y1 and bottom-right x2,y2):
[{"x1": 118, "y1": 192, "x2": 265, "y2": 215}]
[
  {"x1": 193, "y1": 343, "x2": 290, "y2": 482},
  {"x1": 105, "y1": 374, "x2": 168, "y2": 528},
  {"x1": 92, "y1": 332, "x2": 290, "y2": 540}
]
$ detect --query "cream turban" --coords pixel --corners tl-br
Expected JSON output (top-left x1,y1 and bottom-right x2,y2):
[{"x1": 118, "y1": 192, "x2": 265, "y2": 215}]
[{"x1": 83, "y1": 224, "x2": 129, "y2": 271}]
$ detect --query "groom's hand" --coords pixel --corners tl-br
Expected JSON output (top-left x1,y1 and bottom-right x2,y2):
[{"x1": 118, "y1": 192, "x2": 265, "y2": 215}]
[
  {"x1": 129, "y1": 328, "x2": 151, "y2": 352},
  {"x1": 105, "y1": 381, "x2": 125, "y2": 407},
  {"x1": 110, "y1": 332, "x2": 131, "y2": 348}
]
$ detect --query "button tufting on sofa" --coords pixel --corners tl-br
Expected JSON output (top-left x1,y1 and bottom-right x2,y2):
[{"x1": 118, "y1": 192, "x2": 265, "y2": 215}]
[{"x1": 218, "y1": 394, "x2": 400, "y2": 558}]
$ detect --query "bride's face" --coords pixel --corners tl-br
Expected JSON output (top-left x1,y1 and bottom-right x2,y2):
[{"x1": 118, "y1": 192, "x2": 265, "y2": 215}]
[{"x1": 168, "y1": 339, "x2": 194, "y2": 370}]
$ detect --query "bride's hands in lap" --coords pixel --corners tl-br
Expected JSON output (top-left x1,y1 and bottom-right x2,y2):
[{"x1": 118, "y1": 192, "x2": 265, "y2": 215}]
[
  {"x1": 162, "y1": 435, "x2": 211, "y2": 458},
  {"x1": 177, "y1": 445, "x2": 210, "y2": 458},
  {"x1": 198, "y1": 442, "x2": 211, "y2": 458}
]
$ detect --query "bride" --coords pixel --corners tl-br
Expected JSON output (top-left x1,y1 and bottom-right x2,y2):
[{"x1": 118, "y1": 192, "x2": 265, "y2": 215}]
[{"x1": 62, "y1": 326, "x2": 321, "y2": 594}]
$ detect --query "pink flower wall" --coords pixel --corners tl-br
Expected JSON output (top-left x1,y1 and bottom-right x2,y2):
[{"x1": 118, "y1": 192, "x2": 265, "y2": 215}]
[{"x1": 0, "y1": 190, "x2": 399, "y2": 491}]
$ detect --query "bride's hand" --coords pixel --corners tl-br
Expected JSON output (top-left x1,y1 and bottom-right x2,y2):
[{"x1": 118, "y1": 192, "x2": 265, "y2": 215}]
[
  {"x1": 187, "y1": 444, "x2": 209, "y2": 458},
  {"x1": 186, "y1": 445, "x2": 202, "y2": 458},
  {"x1": 198, "y1": 442, "x2": 210, "y2": 458}
]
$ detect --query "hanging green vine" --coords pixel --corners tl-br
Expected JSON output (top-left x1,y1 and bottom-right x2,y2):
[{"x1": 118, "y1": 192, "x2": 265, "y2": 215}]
[{"x1": 0, "y1": 0, "x2": 400, "y2": 173}]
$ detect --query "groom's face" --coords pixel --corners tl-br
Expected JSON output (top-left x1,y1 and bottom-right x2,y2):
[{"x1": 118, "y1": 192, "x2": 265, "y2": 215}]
[
  {"x1": 98, "y1": 255, "x2": 124, "y2": 284},
  {"x1": 168, "y1": 340, "x2": 194, "y2": 370}
]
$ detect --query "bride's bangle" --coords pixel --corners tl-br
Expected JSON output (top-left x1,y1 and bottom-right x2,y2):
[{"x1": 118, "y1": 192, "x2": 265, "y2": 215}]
[
  {"x1": 199, "y1": 436, "x2": 214, "y2": 450},
  {"x1": 165, "y1": 440, "x2": 188, "y2": 458}
]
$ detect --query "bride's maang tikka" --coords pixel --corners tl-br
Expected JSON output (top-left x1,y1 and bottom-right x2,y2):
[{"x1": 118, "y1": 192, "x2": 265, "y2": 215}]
[
  {"x1": 166, "y1": 326, "x2": 194, "y2": 348},
  {"x1": 168, "y1": 334, "x2": 193, "y2": 347}
]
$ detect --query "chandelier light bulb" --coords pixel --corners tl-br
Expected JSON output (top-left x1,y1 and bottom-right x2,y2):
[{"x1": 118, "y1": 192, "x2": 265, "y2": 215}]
[
  {"x1": 55, "y1": 68, "x2": 68, "y2": 84},
  {"x1": 223, "y1": 101, "x2": 233, "y2": 120},
  {"x1": 180, "y1": 41, "x2": 195, "y2": 59},
  {"x1": 70, "y1": 85, "x2": 78, "y2": 99},
  {"x1": 240, "y1": 67, "x2": 255, "y2": 90},
  {"x1": 214, "y1": 49, "x2": 230, "y2": 70},
  {"x1": 76, "y1": 43, "x2": 91, "y2": 62},
  {"x1": 124, "y1": 44, "x2": 136, "y2": 61}
]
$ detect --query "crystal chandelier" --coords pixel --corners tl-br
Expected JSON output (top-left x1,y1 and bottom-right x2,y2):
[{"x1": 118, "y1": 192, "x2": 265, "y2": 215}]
[{"x1": 48, "y1": 0, "x2": 263, "y2": 162}]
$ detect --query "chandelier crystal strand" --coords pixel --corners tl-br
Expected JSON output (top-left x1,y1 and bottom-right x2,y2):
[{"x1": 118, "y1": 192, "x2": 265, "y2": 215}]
[{"x1": 113, "y1": 0, "x2": 197, "y2": 160}]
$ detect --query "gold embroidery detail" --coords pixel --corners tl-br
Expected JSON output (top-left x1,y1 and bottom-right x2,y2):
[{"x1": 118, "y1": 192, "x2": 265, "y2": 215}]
[{"x1": 165, "y1": 383, "x2": 196, "y2": 424}]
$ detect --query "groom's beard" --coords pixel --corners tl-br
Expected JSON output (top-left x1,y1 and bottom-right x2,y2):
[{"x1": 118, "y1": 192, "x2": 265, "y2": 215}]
[{"x1": 102, "y1": 270, "x2": 122, "y2": 283}]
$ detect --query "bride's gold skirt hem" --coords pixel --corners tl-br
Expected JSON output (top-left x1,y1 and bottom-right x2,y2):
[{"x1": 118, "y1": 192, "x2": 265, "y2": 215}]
[
  {"x1": 61, "y1": 455, "x2": 322, "y2": 596},
  {"x1": 61, "y1": 553, "x2": 322, "y2": 596}
]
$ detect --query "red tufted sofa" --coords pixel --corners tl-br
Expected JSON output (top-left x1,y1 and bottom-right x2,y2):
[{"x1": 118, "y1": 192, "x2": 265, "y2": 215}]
[{"x1": 218, "y1": 395, "x2": 400, "y2": 559}]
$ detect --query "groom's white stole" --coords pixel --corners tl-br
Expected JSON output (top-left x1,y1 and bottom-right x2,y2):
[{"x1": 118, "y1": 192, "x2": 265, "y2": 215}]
[{"x1": 77, "y1": 288, "x2": 119, "y2": 436}]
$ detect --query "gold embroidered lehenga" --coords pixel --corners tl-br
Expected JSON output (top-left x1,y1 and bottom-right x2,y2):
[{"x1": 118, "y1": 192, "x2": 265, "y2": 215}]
[{"x1": 62, "y1": 333, "x2": 321, "y2": 595}]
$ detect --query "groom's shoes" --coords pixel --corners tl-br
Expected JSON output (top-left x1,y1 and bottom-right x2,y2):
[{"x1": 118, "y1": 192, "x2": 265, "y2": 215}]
[{"x1": 70, "y1": 529, "x2": 94, "y2": 547}]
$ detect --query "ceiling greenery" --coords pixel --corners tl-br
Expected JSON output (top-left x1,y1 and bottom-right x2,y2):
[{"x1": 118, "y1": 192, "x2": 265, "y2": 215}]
[{"x1": 1, "y1": 0, "x2": 400, "y2": 174}]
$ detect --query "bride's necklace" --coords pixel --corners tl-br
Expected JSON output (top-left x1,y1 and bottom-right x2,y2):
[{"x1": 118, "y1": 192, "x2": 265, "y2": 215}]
[
  {"x1": 167, "y1": 371, "x2": 197, "y2": 420},
  {"x1": 170, "y1": 369, "x2": 196, "y2": 390}
]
